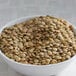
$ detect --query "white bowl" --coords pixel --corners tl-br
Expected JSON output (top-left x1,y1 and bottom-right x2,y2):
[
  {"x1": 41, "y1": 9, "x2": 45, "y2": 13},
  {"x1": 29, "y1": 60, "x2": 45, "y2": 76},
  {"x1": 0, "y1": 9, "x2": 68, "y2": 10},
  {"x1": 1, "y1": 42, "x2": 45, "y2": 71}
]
[{"x1": 0, "y1": 16, "x2": 76, "y2": 76}]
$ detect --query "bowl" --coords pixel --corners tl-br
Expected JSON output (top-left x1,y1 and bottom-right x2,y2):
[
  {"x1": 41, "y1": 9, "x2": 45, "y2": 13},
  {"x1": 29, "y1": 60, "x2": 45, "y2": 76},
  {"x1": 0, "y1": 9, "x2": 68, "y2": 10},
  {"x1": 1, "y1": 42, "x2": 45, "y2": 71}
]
[{"x1": 0, "y1": 16, "x2": 76, "y2": 76}]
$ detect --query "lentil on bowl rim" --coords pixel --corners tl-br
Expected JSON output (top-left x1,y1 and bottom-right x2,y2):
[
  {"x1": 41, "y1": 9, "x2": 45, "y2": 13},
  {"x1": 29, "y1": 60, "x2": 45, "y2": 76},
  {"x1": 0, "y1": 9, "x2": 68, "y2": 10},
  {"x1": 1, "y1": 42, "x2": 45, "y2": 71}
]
[{"x1": 0, "y1": 48, "x2": 76, "y2": 66}]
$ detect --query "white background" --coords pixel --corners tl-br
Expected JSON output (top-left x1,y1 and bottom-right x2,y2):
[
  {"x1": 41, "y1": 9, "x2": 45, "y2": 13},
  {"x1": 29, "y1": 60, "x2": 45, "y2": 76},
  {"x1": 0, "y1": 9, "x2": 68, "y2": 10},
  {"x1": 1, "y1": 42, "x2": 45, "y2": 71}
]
[{"x1": 0, "y1": 0, "x2": 76, "y2": 76}]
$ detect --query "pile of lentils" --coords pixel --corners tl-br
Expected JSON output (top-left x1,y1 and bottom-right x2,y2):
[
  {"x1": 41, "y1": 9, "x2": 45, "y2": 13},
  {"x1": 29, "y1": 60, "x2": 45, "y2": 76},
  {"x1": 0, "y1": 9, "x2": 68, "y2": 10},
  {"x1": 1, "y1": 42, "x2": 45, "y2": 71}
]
[{"x1": 0, "y1": 15, "x2": 76, "y2": 65}]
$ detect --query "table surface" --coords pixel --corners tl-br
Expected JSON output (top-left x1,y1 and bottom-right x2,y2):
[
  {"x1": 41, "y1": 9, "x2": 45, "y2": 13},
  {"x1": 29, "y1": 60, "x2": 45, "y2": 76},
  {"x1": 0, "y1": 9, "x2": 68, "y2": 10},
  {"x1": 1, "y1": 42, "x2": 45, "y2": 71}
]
[{"x1": 0, "y1": 0, "x2": 76, "y2": 76}]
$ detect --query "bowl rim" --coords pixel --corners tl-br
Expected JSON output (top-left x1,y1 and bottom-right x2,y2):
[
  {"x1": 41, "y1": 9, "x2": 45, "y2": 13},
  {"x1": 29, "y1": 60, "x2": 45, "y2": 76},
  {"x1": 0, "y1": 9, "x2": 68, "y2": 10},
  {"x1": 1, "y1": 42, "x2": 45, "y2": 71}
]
[{"x1": 0, "y1": 15, "x2": 76, "y2": 67}]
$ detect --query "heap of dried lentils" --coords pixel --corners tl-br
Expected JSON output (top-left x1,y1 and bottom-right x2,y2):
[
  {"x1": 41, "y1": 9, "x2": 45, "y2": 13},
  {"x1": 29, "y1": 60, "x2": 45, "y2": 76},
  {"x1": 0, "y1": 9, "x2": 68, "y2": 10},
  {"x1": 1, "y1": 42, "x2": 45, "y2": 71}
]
[{"x1": 0, "y1": 15, "x2": 76, "y2": 65}]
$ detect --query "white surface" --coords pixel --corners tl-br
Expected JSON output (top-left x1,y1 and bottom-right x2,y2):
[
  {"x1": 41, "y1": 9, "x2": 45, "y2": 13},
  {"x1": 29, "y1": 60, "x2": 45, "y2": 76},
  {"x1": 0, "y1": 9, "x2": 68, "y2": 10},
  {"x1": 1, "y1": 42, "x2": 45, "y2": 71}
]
[{"x1": 0, "y1": 0, "x2": 76, "y2": 76}]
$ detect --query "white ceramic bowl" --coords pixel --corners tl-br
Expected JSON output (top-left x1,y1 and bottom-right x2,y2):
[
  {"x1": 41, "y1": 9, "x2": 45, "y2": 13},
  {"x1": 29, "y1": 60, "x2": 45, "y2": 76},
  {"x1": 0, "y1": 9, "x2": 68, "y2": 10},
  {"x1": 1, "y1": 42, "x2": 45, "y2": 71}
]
[{"x1": 0, "y1": 16, "x2": 76, "y2": 76}]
